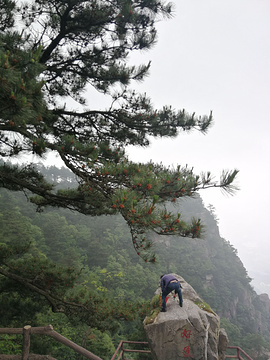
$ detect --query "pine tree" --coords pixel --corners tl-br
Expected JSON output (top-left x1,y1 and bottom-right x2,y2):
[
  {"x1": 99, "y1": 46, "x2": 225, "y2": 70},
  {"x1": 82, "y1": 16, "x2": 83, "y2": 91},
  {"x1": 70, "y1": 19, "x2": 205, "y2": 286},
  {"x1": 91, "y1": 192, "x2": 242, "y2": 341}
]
[
  {"x1": 0, "y1": 0, "x2": 238, "y2": 260},
  {"x1": 0, "y1": 0, "x2": 239, "y2": 326}
]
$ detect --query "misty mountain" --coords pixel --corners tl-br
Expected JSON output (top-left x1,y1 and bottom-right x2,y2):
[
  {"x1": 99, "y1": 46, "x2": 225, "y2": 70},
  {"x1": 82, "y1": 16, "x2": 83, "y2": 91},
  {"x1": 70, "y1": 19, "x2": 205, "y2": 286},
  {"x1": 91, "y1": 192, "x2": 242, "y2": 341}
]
[{"x1": 1, "y1": 164, "x2": 270, "y2": 359}]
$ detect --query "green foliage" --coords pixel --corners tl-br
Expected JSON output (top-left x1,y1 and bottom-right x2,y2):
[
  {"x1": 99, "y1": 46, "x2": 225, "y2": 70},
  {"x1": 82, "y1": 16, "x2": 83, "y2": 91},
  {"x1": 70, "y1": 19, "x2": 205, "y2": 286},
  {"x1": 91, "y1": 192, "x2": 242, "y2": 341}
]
[
  {"x1": 0, "y1": 0, "x2": 16, "y2": 31},
  {"x1": 32, "y1": 212, "x2": 82, "y2": 266},
  {"x1": 84, "y1": 329, "x2": 115, "y2": 360},
  {"x1": 241, "y1": 334, "x2": 270, "y2": 360},
  {"x1": 220, "y1": 318, "x2": 242, "y2": 345},
  {"x1": 31, "y1": 310, "x2": 115, "y2": 360},
  {"x1": 0, "y1": 188, "x2": 157, "y2": 335},
  {"x1": 0, "y1": 334, "x2": 21, "y2": 355},
  {"x1": 1, "y1": 185, "x2": 270, "y2": 358},
  {"x1": 144, "y1": 295, "x2": 161, "y2": 325}
]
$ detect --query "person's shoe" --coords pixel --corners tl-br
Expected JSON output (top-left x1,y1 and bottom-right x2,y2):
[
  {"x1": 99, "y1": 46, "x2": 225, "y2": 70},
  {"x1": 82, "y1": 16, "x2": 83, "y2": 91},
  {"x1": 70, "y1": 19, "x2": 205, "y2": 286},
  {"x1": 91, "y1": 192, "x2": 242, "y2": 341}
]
[
  {"x1": 179, "y1": 303, "x2": 183, "y2": 307},
  {"x1": 161, "y1": 308, "x2": 167, "y2": 312}
]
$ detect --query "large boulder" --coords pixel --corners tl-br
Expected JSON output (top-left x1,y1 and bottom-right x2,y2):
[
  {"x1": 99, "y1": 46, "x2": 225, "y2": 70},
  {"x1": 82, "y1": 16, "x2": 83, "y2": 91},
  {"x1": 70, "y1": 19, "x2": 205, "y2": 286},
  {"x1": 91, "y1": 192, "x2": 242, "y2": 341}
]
[{"x1": 144, "y1": 274, "x2": 228, "y2": 360}]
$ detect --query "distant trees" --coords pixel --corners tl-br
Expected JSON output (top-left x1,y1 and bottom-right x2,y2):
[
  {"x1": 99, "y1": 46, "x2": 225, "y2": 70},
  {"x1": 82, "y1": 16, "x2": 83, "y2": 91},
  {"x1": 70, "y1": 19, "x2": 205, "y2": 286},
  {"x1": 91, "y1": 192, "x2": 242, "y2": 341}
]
[
  {"x1": 1, "y1": 187, "x2": 269, "y2": 360},
  {"x1": 0, "y1": 188, "x2": 153, "y2": 337}
]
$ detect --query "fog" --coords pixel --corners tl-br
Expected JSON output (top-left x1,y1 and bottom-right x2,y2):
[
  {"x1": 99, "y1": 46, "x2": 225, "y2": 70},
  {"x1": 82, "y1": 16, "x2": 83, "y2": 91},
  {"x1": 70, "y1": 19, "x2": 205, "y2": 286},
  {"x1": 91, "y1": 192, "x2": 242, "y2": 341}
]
[{"x1": 125, "y1": 0, "x2": 270, "y2": 295}]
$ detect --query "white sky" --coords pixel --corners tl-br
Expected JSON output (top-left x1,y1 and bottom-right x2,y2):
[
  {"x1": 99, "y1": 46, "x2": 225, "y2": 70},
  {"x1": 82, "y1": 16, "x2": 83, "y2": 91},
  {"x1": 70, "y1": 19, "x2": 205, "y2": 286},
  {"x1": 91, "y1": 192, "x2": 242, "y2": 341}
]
[{"x1": 124, "y1": 0, "x2": 270, "y2": 294}]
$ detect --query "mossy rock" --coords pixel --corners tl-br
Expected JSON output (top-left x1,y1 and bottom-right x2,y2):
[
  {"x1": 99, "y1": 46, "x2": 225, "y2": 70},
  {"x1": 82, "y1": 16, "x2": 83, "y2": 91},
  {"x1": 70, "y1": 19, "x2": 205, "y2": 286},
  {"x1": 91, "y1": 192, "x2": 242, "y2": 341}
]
[
  {"x1": 144, "y1": 295, "x2": 161, "y2": 325},
  {"x1": 194, "y1": 300, "x2": 215, "y2": 314}
]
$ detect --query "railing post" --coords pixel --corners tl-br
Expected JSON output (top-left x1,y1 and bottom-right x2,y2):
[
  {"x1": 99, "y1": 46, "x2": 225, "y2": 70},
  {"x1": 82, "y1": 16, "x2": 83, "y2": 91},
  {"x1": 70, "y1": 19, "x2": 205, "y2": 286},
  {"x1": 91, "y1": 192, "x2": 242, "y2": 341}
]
[{"x1": 22, "y1": 325, "x2": 31, "y2": 360}]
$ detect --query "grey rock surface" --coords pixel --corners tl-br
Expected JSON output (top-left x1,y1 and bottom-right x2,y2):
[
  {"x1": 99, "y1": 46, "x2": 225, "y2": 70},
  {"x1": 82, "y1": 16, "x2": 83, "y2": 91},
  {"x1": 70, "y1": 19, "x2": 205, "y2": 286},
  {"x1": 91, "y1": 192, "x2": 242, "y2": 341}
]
[{"x1": 144, "y1": 274, "x2": 228, "y2": 360}]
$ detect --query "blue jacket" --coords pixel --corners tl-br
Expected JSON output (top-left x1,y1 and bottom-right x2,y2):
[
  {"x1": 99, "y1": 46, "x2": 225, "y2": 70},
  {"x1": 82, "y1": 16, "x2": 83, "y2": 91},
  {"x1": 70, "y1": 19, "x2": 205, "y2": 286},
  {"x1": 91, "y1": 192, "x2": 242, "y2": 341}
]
[{"x1": 160, "y1": 274, "x2": 178, "y2": 292}]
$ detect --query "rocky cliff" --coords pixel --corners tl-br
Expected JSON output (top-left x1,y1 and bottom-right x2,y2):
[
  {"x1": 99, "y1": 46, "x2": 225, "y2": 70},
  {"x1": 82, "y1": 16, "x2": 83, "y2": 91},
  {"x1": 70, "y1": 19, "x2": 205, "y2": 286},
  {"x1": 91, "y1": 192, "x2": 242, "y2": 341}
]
[{"x1": 144, "y1": 274, "x2": 228, "y2": 360}]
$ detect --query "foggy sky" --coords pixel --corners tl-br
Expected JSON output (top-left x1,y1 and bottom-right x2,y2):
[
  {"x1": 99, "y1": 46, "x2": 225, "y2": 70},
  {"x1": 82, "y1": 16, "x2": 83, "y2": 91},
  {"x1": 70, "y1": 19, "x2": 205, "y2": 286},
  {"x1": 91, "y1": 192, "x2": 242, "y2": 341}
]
[{"x1": 126, "y1": 0, "x2": 270, "y2": 294}]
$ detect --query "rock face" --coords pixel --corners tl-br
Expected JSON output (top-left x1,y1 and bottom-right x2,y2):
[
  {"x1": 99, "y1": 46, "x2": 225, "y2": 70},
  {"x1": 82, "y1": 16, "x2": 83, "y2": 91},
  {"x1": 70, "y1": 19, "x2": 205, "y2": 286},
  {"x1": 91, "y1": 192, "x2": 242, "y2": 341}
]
[{"x1": 144, "y1": 274, "x2": 228, "y2": 360}]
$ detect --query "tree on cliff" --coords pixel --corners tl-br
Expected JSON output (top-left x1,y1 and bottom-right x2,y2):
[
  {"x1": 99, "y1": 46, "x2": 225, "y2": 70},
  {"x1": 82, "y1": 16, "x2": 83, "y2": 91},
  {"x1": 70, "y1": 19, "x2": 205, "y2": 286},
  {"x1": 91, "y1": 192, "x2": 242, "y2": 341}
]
[{"x1": 0, "y1": 0, "x2": 238, "y2": 324}]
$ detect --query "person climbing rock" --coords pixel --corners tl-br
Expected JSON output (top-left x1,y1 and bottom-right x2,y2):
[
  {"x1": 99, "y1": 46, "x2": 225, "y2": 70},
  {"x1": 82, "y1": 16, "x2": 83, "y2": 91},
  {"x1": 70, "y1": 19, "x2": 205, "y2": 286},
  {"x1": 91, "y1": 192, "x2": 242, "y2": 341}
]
[{"x1": 160, "y1": 274, "x2": 183, "y2": 312}]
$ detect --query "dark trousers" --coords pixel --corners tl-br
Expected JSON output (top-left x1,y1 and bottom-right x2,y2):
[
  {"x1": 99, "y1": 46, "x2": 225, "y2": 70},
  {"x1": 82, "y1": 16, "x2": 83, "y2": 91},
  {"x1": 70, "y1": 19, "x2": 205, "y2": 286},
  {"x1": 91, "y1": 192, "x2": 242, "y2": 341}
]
[{"x1": 162, "y1": 281, "x2": 183, "y2": 310}]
